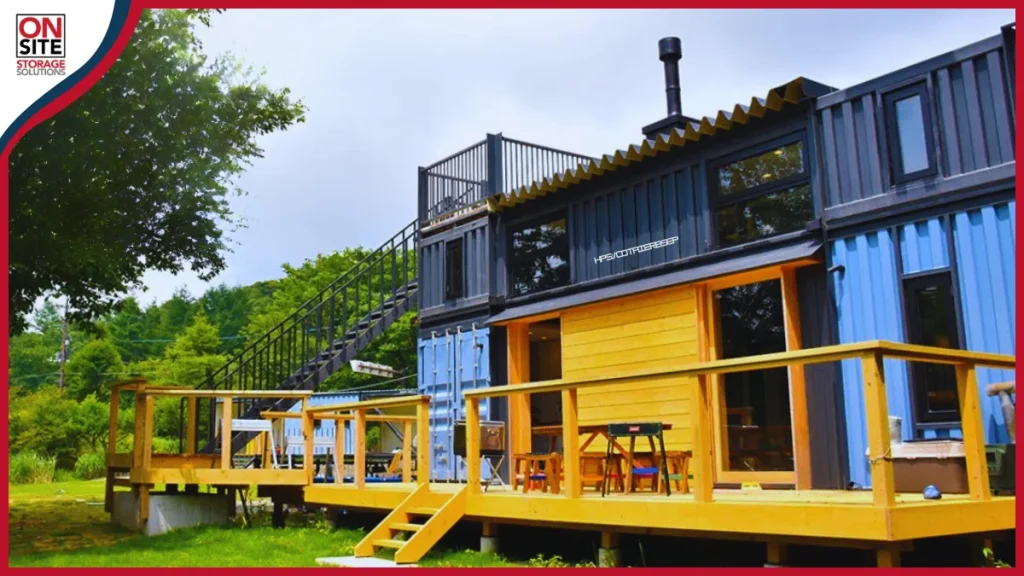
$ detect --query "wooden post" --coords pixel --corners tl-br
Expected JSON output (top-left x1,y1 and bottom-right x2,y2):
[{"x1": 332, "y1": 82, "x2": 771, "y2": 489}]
[
  {"x1": 334, "y1": 419, "x2": 345, "y2": 484},
  {"x1": 861, "y1": 352, "x2": 895, "y2": 508},
  {"x1": 221, "y1": 396, "x2": 233, "y2": 470},
  {"x1": 417, "y1": 397, "x2": 430, "y2": 485},
  {"x1": 766, "y1": 541, "x2": 789, "y2": 566},
  {"x1": 956, "y1": 364, "x2": 991, "y2": 501},
  {"x1": 185, "y1": 396, "x2": 197, "y2": 455},
  {"x1": 302, "y1": 398, "x2": 314, "y2": 485},
  {"x1": 108, "y1": 389, "x2": 120, "y2": 455},
  {"x1": 466, "y1": 397, "x2": 481, "y2": 494},
  {"x1": 693, "y1": 373, "x2": 715, "y2": 502},
  {"x1": 561, "y1": 388, "x2": 581, "y2": 498},
  {"x1": 507, "y1": 323, "x2": 532, "y2": 457},
  {"x1": 131, "y1": 385, "x2": 147, "y2": 470},
  {"x1": 402, "y1": 421, "x2": 413, "y2": 483},
  {"x1": 876, "y1": 544, "x2": 902, "y2": 567},
  {"x1": 143, "y1": 395, "x2": 155, "y2": 471},
  {"x1": 354, "y1": 409, "x2": 366, "y2": 489},
  {"x1": 781, "y1": 267, "x2": 812, "y2": 490}
]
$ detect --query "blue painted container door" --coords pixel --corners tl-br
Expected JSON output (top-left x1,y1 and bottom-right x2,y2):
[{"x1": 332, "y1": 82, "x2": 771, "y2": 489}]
[
  {"x1": 417, "y1": 327, "x2": 492, "y2": 481},
  {"x1": 831, "y1": 200, "x2": 1016, "y2": 488}
]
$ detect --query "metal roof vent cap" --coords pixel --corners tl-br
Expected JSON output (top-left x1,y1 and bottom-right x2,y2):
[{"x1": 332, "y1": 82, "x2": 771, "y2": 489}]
[{"x1": 658, "y1": 36, "x2": 683, "y2": 118}]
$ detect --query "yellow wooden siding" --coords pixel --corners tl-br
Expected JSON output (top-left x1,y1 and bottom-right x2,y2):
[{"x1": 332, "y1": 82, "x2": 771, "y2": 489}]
[{"x1": 561, "y1": 285, "x2": 698, "y2": 452}]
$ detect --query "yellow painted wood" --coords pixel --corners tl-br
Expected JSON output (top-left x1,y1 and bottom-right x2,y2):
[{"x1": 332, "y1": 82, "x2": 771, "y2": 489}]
[
  {"x1": 876, "y1": 544, "x2": 901, "y2": 567},
  {"x1": 507, "y1": 322, "x2": 532, "y2": 456},
  {"x1": 562, "y1": 297, "x2": 695, "y2": 335},
  {"x1": 391, "y1": 522, "x2": 423, "y2": 533},
  {"x1": 693, "y1": 374, "x2": 714, "y2": 503},
  {"x1": 131, "y1": 384, "x2": 147, "y2": 470},
  {"x1": 955, "y1": 364, "x2": 991, "y2": 501},
  {"x1": 137, "y1": 484, "x2": 150, "y2": 523},
  {"x1": 373, "y1": 539, "x2": 405, "y2": 549},
  {"x1": 355, "y1": 410, "x2": 367, "y2": 489},
  {"x1": 305, "y1": 414, "x2": 418, "y2": 422},
  {"x1": 221, "y1": 397, "x2": 233, "y2": 470},
  {"x1": 781, "y1": 266, "x2": 812, "y2": 490},
  {"x1": 766, "y1": 541, "x2": 788, "y2": 565},
  {"x1": 887, "y1": 497, "x2": 1016, "y2": 539},
  {"x1": 861, "y1": 352, "x2": 895, "y2": 508},
  {"x1": 417, "y1": 398, "x2": 430, "y2": 485},
  {"x1": 185, "y1": 396, "x2": 197, "y2": 455},
  {"x1": 142, "y1": 396, "x2": 155, "y2": 472},
  {"x1": 353, "y1": 483, "x2": 429, "y2": 557},
  {"x1": 402, "y1": 421, "x2": 413, "y2": 483},
  {"x1": 131, "y1": 467, "x2": 307, "y2": 486},
  {"x1": 562, "y1": 328, "x2": 697, "y2": 361},
  {"x1": 141, "y1": 390, "x2": 313, "y2": 398},
  {"x1": 466, "y1": 397, "x2": 481, "y2": 494},
  {"x1": 562, "y1": 313, "x2": 696, "y2": 349},
  {"x1": 108, "y1": 390, "x2": 120, "y2": 455},
  {"x1": 561, "y1": 388, "x2": 581, "y2": 498},
  {"x1": 303, "y1": 397, "x2": 314, "y2": 485},
  {"x1": 394, "y1": 486, "x2": 468, "y2": 564},
  {"x1": 335, "y1": 419, "x2": 346, "y2": 483}
]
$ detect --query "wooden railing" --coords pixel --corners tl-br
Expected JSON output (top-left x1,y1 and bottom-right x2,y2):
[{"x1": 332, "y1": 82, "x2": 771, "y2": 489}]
[
  {"x1": 462, "y1": 340, "x2": 1015, "y2": 508},
  {"x1": 304, "y1": 395, "x2": 431, "y2": 488}
]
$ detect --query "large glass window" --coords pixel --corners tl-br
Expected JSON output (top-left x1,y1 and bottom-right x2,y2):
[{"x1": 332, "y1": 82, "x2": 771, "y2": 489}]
[
  {"x1": 904, "y1": 271, "x2": 961, "y2": 423},
  {"x1": 712, "y1": 138, "x2": 813, "y2": 248},
  {"x1": 716, "y1": 279, "x2": 794, "y2": 472},
  {"x1": 509, "y1": 215, "x2": 570, "y2": 297},
  {"x1": 883, "y1": 82, "x2": 937, "y2": 184}
]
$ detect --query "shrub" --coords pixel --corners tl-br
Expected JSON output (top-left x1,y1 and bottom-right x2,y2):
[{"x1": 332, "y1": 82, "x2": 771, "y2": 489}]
[
  {"x1": 9, "y1": 452, "x2": 56, "y2": 484},
  {"x1": 54, "y1": 468, "x2": 79, "y2": 483},
  {"x1": 73, "y1": 453, "x2": 107, "y2": 480}
]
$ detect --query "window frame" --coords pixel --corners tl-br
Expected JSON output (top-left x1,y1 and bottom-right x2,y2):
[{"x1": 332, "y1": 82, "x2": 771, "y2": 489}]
[
  {"x1": 901, "y1": 269, "x2": 963, "y2": 425},
  {"x1": 882, "y1": 81, "x2": 939, "y2": 185},
  {"x1": 708, "y1": 131, "x2": 813, "y2": 249},
  {"x1": 444, "y1": 237, "x2": 464, "y2": 301},
  {"x1": 507, "y1": 210, "x2": 571, "y2": 298}
]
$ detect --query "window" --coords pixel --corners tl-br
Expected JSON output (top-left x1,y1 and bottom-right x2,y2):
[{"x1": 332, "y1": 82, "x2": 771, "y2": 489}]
[
  {"x1": 903, "y1": 271, "x2": 961, "y2": 423},
  {"x1": 509, "y1": 214, "x2": 570, "y2": 297},
  {"x1": 445, "y1": 238, "x2": 464, "y2": 300},
  {"x1": 711, "y1": 137, "x2": 814, "y2": 248},
  {"x1": 883, "y1": 82, "x2": 937, "y2": 184}
]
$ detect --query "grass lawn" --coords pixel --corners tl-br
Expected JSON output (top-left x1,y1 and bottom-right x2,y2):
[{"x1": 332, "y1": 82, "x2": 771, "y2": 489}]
[{"x1": 7, "y1": 480, "x2": 529, "y2": 567}]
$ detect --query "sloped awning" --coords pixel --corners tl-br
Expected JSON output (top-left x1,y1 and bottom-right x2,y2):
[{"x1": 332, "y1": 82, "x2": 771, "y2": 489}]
[
  {"x1": 487, "y1": 237, "x2": 822, "y2": 325},
  {"x1": 488, "y1": 77, "x2": 835, "y2": 212}
]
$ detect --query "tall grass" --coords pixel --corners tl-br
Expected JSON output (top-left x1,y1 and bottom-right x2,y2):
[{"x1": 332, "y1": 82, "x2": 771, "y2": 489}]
[
  {"x1": 9, "y1": 452, "x2": 57, "y2": 484},
  {"x1": 73, "y1": 453, "x2": 107, "y2": 480}
]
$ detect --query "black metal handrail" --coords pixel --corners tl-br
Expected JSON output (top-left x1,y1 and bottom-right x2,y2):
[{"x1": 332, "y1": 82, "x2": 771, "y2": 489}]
[{"x1": 501, "y1": 136, "x2": 594, "y2": 197}]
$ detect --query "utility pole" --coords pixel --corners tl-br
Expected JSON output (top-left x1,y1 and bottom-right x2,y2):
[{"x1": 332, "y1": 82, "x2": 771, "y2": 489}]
[{"x1": 57, "y1": 297, "x2": 69, "y2": 392}]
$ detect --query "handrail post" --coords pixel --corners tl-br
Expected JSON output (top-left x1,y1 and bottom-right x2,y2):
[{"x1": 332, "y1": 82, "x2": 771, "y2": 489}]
[
  {"x1": 861, "y1": 351, "x2": 895, "y2": 508},
  {"x1": 955, "y1": 363, "x2": 991, "y2": 500},
  {"x1": 693, "y1": 374, "x2": 714, "y2": 502},
  {"x1": 334, "y1": 416, "x2": 346, "y2": 484},
  {"x1": 185, "y1": 396, "x2": 197, "y2": 455},
  {"x1": 131, "y1": 384, "x2": 147, "y2": 471},
  {"x1": 485, "y1": 133, "x2": 504, "y2": 197},
  {"x1": 402, "y1": 421, "x2": 413, "y2": 483},
  {"x1": 417, "y1": 398, "x2": 430, "y2": 485},
  {"x1": 142, "y1": 394, "x2": 155, "y2": 472},
  {"x1": 466, "y1": 396, "x2": 481, "y2": 494},
  {"x1": 221, "y1": 396, "x2": 233, "y2": 470},
  {"x1": 302, "y1": 398, "x2": 314, "y2": 485},
  {"x1": 355, "y1": 409, "x2": 366, "y2": 489},
  {"x1": 108, "y1": 389, "x2": 120, "y2": 457},
  {"x1": 417, "y1": 167, "x2": 428, "y2": 222},
  {"x1": 561, "y1": 388, "x2": 581, "y2": 498}
]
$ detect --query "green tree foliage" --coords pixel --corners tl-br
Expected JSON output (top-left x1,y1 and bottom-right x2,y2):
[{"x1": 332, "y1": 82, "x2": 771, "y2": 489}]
[
  {"x1": 8, "y1": 9, "x2": 306, "y2": 334},
  {"x1": 65, "y1": 339, "x2": 124, "y2": 401},
  {"x1": 9, "y1": 386, "x2": 100, "y2": 468}
]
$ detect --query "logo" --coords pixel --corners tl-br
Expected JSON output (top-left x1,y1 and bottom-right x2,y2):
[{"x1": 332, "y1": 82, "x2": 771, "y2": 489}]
[
  {"x1": 16, "y1": 14, "x2": 66, "y2": 76},
  {"x1": 594, "y1": 236, "x2": 679, "y2": 264}
]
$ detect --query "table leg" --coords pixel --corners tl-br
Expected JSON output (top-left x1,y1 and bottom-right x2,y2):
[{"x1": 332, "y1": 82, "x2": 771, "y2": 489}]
[
  {"x1": 658, "y1": 431, "x2": 670, "y2": 497},
  {"x1": 626, "y1": 437, "x2": 636, "y2": 493},
  {"x1": 580, "y1": 431, "x2": 600, "y2": 452},
  {"x1": 549, "y1": 455, "x2": 561, "y2": 495}
]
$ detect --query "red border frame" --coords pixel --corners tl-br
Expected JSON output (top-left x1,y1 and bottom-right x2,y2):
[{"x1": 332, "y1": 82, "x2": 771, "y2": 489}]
[{"x1": 2, "y1": 2, "x2": 1020, "y2": 573}]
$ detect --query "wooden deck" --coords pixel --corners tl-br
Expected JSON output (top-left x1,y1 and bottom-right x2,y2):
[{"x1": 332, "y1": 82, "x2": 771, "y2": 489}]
[{"x1": 303, "y1": 481, "x2": 1015, "y2": 544}]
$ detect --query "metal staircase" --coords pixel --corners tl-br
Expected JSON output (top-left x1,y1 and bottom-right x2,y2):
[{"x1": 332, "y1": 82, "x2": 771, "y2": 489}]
[{"x1": 189, "y1": 220, "x2": 419, "y2": 455}]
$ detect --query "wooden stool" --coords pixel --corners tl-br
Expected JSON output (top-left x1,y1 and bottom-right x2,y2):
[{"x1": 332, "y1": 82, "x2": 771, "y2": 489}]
[
  {"x1": 512, "y1": 453, "x2": 561, "y2": 494},
  {"x1": 580, "y1": 452, "x2": 624, "y2": 493},
  {"x1": 629, "y1": 453, "x2": 661, "y2": 493},
  {"x1": 654, "y1": 451, "x2": 691, "y2": 494}
]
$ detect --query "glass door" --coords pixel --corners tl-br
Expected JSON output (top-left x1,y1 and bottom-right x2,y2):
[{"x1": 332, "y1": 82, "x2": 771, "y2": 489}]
[{"x1": 711, "y1": 278, "x2": 796, "y2": 484}]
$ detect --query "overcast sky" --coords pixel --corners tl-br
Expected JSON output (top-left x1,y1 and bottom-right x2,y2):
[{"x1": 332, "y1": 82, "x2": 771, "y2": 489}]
[{"x1": 132, "y1": 8, "x2": 1014, "y2": 307}]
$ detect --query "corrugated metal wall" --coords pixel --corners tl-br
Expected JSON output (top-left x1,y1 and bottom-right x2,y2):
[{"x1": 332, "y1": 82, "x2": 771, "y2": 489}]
[
  {"x1": 420, "y1": 220, "x2": 490, "y2": 310},
  {"x1": 818, "y1": 43, "x2": 1012, "y2": 207},
  {"x1": 953, "y1": 201, "x2": 1016, "y2": 443},
  {"x1": 283, "y1": 392, "x2": 360, "y2": 456},
  {"x1": 417, "y1": 324, "x2": 493, "y2": 481},
  {"x1": 831, "y1": 199, "x2": 1015, "y2": 487},
  {"x1": 568, "y1": 165, "x2": 704, "y2": 283}
]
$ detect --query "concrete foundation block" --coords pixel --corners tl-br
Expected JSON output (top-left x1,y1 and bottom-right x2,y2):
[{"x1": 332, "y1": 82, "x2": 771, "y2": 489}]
[
  {"x1": 480, "y1": 536, "x2": 499, "y2": 554},
  {"x1": 598, "y1": 547, "x2": 620, "y2": 568},
  {"x1": 112, "y1": 491, "x2": 233, "y2": 536}
]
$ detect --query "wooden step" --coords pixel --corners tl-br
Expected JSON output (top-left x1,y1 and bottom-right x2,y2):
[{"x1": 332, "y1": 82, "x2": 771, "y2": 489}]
[
  {"x1": 406, "y1": 507, "x2": 438, "y2": 516},
  {"x1": 373, "y1": 539, "x2": 405, "y2": 549},
  {"x1": 390, "y1": 522, "x2": 422, "y2": 533}
]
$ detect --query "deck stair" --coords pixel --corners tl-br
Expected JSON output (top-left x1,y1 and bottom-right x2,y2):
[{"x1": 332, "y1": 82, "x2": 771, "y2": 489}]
[
  {"x1": 188, "y1": 219, "x2": 420, "y2": 456},
  {"x1": 353, "y1": 484, "x2": 468, "y2": 564}
]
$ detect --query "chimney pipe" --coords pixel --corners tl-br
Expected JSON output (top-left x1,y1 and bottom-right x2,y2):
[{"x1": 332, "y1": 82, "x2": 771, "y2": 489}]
[{"x1": 659, "y1": 37, "x2": 683, "y2": 117}]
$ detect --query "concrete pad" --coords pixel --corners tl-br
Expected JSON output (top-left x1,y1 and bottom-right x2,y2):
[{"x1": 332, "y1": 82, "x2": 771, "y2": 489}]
[
  {"x1": 111, "y1": 491, "x2": 232, "y2": 536},
  {"x1": 315, "y1": 556, "x2": 417, "y2": 568}
]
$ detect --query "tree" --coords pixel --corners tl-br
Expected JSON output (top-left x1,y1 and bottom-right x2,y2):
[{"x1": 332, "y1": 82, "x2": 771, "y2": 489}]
[
  {"x1": 65, "y1": 339, "x2": 124, "y2": 401},
  {"x1": 165, "y1": 311, "x2": 221, "y2": 358},
  {"x1": 8, "y1": 9, "x2": 306, "y2": 334}
]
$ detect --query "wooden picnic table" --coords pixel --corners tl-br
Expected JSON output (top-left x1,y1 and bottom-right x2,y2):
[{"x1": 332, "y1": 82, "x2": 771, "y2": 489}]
[{"x1": 531, "y1": 423, "x2": 674, "y2": 472}]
